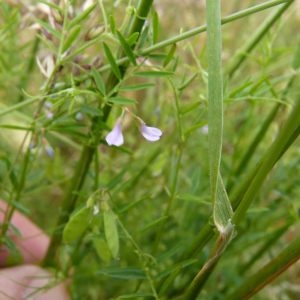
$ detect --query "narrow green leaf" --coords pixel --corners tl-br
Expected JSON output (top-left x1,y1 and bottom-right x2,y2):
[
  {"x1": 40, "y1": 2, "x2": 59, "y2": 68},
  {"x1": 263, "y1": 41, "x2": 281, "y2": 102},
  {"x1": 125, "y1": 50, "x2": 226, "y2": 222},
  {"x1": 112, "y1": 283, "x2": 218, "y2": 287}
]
[
  {"x1": 109, "y1": 14, "x2": 116, "y2": 35},
  {"x1": 66, "y1": 36, "x2": 103, "y2": 61},
  {"x1": 116, "y1": 30, "x2": 137, "y2": 65},
  {"x1": 127, "y1": 32, "x2": 140, "y2": 46},
  {"x1": 68, "y1": 4, "x2": 96, "y2": 29},
  {"x1": 63, "y1": 206, "x2": 92, "y2": 243},
  {"x1": 292, "y1": 43, "x2": 300, "y2": 70},
  {"x1": 62, "y1": 25, "x2": 81, "y2": 53},
  {"x1": 119, "y1": 83, "x2": 154, "y2": 91},
  {"x1": 178, "y1": 73, "x2": 198, "y2": 91},
  {"x1": 108, "y1": 96, "x2": 137, "y2": 105},
  {"x1": 134, "y1": 70, "x2": 173, "y2": 77},
  {"x1": 152, "y1": 10, "x2": 159, "y2": 44},
  {"x1": 163, "y1": 44, "x2": 177, "y2": 67},
  {"x1": 0, "y1": 98, "x2": 38, "y2": 118},
  {"x1": 103, "y1": 205, "x2": 119, "y2": 259},
  {"x1": 103, "y1": 42, "x2": 122, "y2": 80},
  {"x1": 91, "y1": 68, "x2": 106, "y2": 96}
]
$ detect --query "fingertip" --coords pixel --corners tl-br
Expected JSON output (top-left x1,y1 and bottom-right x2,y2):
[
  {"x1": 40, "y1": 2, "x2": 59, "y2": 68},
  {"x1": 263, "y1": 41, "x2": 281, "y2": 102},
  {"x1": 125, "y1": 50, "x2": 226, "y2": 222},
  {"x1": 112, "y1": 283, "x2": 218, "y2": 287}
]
[
  {"x1": 0, "y1": 200, "x2": 50, "y2": 265},
  {"x1": 0, "y1": 265, "x2": 70, "y2": 300}
]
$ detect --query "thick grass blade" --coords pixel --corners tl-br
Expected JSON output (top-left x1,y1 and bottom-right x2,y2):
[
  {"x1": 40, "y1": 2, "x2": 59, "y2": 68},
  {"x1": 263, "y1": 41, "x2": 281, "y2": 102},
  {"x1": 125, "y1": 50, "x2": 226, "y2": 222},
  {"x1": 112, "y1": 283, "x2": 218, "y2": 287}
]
[
  {"x1": 181, "y1": 2, "x2": 235, "y2": 298},
  {"x1": 206, "y1": 0, "x2": 233, "y2": 232}
]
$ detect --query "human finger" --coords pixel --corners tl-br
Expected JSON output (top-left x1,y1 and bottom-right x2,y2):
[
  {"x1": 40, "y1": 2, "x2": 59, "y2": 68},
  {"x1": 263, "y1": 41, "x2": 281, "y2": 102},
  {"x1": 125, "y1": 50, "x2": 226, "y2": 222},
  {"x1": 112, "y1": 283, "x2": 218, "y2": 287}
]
[
  {"x1": 0, "y1": 200, "x2": 49, "y2": 266},
  {"x1": 0, "y1": 264, "x2": 70, "y2": 300}
]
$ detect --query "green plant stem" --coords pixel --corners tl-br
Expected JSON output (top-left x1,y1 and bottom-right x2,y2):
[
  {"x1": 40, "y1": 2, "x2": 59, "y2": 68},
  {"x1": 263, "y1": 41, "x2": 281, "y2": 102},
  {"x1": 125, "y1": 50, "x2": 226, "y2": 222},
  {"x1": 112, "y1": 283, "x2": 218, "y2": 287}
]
[
  {"x1": 180, "y1": 96, "x2": 300, "y2": 270},
  {"x1": 43, "y1": 0, "x2": 154, "y2": 268},
  {"x1": 160, "y1": 69, "x2": 298, "y2": 300},
  {"x1": 233, "y1": 97, "x2": 300, "y2": 224},
  {"x1": 182, "y1": 235, "x2": 229, "y2": 300},
  {"x1": 225, "y1": 234, "x2": 300, "y2": 300},
  {"x1": 227, "y1": 74, "x2": 296, "y2": 192},
  {"x1": 226, "y1": 0, "x2": 294, "y2": 78}
]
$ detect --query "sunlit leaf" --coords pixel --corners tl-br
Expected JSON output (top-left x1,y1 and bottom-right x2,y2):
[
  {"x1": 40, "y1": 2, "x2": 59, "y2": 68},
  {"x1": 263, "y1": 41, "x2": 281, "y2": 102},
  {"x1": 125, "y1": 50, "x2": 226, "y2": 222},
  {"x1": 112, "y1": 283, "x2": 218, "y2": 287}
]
[
  {"x1": 62, "y1": 25, "x2": 81, "y2": 53},
  {"x1": 116, "y1": 30, "x2": 136, "y2": 65}
]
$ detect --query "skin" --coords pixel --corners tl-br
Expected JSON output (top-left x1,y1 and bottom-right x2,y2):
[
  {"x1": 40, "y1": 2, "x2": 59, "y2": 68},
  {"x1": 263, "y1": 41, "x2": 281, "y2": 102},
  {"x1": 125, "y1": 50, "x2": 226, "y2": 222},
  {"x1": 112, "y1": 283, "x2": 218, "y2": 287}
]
[{"x1": 0, "y1": 200, "x2": 70, "y2": 300}]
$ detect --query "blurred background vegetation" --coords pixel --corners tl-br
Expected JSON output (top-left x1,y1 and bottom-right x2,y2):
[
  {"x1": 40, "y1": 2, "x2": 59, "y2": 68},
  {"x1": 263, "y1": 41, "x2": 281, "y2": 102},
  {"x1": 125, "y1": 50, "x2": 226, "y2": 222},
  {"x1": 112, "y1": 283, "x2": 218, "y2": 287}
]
[{"x1": 0, "y1": 0, "x2": 299, "y2": 299}]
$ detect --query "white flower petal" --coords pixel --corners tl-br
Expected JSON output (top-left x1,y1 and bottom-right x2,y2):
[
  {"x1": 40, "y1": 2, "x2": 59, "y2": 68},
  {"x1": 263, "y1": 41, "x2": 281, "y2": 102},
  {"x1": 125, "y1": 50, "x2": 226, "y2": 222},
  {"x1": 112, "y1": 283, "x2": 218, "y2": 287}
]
[
  {"x1": 105, "y1": 119, "x2": 124, "y2": 146},
  {"x1": 140, "y1": 123, "x2": 162, "y2": 142}
]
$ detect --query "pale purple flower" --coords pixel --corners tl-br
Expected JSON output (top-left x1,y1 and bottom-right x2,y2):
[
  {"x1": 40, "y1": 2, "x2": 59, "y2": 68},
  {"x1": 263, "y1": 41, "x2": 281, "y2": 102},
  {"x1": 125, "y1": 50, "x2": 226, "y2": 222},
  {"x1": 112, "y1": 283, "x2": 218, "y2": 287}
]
[
  {"x1": 75, "y1": 112, "x2": 84, "y2": 121},
  {"x1": 105, "y1": 118, "x2": 124, "y2": 146},
  {"x1": 140, "y1": 123, "x2": 162, "y2": 142},
  {"x1": 45, "y1": 144, "x2": 55, "y2": 158},
  {"x1": 200, "y1": 124, "x2": 209, "y2": 135}
]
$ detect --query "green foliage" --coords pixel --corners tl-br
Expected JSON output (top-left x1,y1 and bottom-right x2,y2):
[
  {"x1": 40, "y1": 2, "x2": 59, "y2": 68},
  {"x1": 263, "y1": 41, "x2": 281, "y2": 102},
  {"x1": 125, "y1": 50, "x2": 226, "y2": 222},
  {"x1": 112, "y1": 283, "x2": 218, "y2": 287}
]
[{"x1": 0, "y1": 0, "x2": 299, "y2": 299}]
